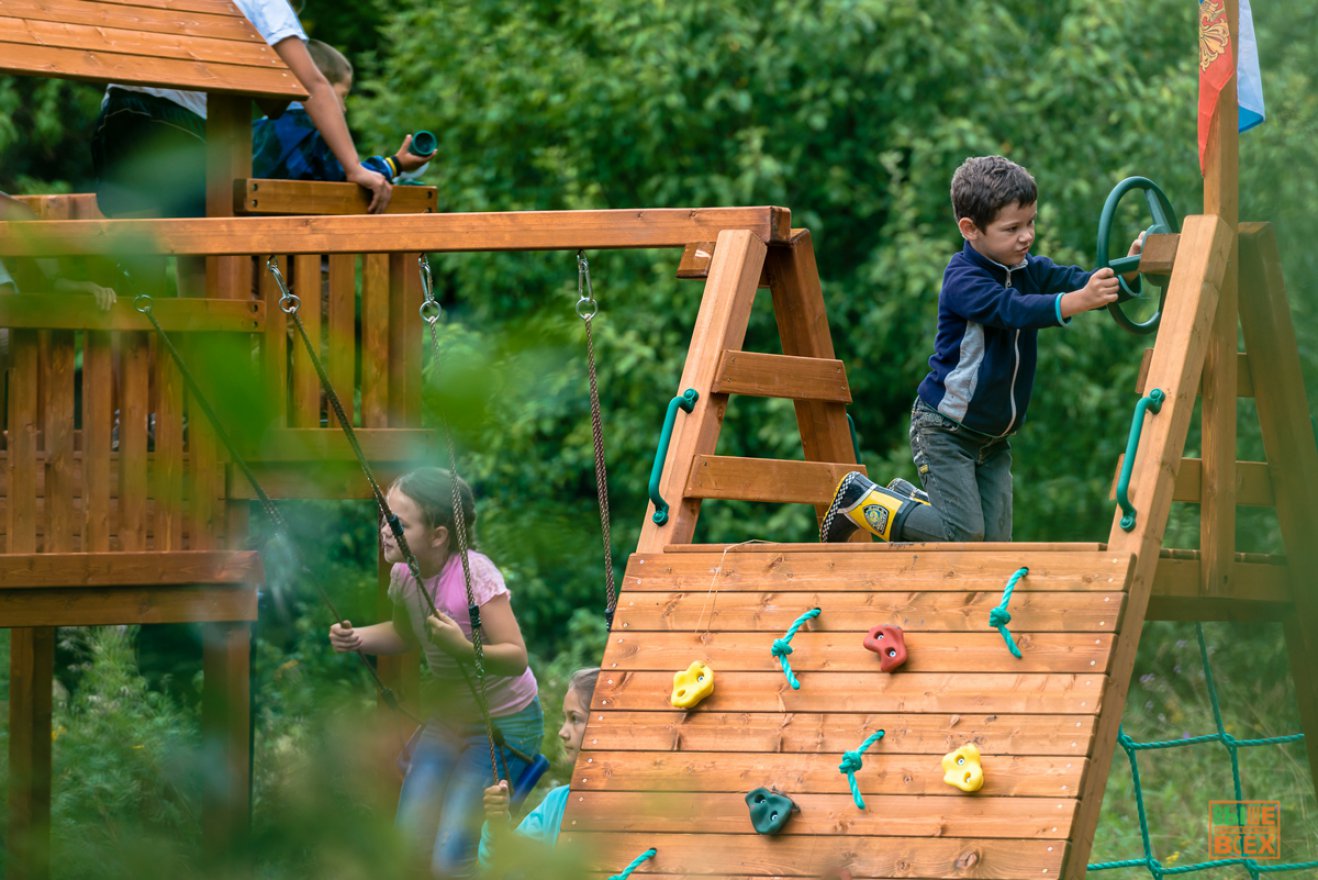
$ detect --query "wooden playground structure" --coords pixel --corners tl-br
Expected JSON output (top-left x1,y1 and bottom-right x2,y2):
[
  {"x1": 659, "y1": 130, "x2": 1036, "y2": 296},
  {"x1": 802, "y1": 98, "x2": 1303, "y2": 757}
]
[{"x1": 2, "y1": 1, "x2": 1316, "y2": 879}]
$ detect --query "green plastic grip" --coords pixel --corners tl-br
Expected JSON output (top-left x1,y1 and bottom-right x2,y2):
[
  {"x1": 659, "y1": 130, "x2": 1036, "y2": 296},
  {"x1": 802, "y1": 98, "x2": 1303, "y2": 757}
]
[
  {"x1": 648, "y1": 388, "x2": 699, "y2": 525},
  {"x1": 1116, "y1": 388, "x2": 1166, "y2": 531}
]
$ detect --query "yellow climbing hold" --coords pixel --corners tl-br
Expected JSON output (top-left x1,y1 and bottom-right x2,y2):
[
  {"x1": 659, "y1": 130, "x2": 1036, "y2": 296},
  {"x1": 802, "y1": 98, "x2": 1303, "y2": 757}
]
[
  {"x1": 942, "y1": 743, "x2": 985, "y2": 792},
  {"x1": 670, "y1": 661, "x2": 714, "y2": 709}
]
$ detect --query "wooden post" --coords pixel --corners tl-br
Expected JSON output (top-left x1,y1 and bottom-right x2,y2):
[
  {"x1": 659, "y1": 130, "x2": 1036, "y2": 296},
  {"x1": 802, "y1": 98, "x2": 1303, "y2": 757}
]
[
  {"x1": 1199, "y1": 0, "x2": 1240, "y2": 597},
  {"x1": 201, "y1": 621, "x2": 253, "y2": 855}
]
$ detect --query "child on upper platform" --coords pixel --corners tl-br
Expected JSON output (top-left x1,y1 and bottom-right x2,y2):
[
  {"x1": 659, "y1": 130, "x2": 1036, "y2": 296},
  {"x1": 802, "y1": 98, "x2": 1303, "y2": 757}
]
[{"x1": 823, "y1": 155, "x2": 1142, "y2": 544}]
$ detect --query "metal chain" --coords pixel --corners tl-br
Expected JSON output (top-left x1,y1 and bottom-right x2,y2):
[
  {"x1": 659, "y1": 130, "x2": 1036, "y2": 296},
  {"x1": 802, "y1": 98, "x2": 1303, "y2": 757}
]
[
  {"x1": 576, "y1": 252, "x2": 617, "y2": 626},
  {"x1": 131, "y1": 292, "x2": 414, "y2": 721}
]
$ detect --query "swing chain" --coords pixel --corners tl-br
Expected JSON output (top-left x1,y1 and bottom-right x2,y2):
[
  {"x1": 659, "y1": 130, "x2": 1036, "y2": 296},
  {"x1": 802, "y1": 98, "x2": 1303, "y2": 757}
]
[
  {"x1": 576, "y1": 251, "x2": 598, "y2": 320},
  {"x1": 265, "y1": 257, "x2": 301, "y2": 315},
  {"x1": 417, "y1": 254, "x2": 443, "y2": 325},
  {"x1": 576, "y1": 251, "x2": 616, "y2": 625}
]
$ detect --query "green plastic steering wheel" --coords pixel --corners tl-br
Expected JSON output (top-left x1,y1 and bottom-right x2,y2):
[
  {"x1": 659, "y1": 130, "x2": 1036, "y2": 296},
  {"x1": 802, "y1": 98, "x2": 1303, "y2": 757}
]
[{"x1": 1095, "y1": 176, "x2": 1179, "y2": 335}]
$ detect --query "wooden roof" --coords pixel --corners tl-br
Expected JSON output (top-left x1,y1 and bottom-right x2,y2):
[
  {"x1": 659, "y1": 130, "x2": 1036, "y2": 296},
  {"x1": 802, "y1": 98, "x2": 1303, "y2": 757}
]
[{"x1": 0, "y1": 0, "x2": 306, "y2": 99}]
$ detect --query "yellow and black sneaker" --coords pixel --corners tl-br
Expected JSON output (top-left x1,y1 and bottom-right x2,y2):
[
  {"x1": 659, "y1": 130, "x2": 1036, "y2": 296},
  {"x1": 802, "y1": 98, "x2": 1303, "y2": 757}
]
[{"x1": 820, "y1": 471, "x2": 930, "y2": 543}]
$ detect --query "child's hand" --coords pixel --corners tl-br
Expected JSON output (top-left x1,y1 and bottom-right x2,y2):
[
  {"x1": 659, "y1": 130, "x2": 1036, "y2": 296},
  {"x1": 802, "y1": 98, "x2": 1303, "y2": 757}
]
[
  {"x1": 346, "y1": 164, "x2": 392, "y2": 213},
  {"x1": 483, "y1": 780, "x2": 511, "y2": 822},
  {"x1": 1060, "y1": 268, "x2": 1120, "y2": 318},
  {"x1": 329, "y1": 620, "x2": 362, "y2": 653},
  {"x1": 393, "y1": 135, "x2": 430, "y2": 173},
  {"x1": 425, "y1": 610, "x2": 471, "y2": 656},
  {"x1": 1122, "y1": 232, "x2": 1146, "y2": 284},
  {"x1": 54, "y1": 279, "x2": 117, "y2": 311}
]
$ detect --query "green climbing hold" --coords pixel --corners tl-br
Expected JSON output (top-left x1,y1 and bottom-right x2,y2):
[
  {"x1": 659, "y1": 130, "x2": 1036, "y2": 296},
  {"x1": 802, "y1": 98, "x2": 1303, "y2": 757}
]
[{"x1": 745, "y1": 787, "x2": 798, "y2": 835}]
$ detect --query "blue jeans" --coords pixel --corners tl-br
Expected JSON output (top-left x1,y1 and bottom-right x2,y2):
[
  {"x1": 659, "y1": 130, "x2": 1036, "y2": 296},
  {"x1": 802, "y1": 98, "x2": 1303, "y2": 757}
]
[
  {"x1": 903, "y1": 398, "x2": 1013, "y2": 542},
  {"x1": 396, "y1": 698, "x2": 544, "y2": 878}
]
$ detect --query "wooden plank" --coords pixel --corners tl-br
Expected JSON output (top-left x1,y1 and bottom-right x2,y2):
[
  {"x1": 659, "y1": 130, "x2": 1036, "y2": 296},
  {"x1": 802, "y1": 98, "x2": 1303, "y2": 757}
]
[
  {"x1": 237, "y1": 428, "x2": 436, "y2": 462},
  {"x1": 0, "y1": 551, "x2": 261, "y2": 587},
  {"x1": 601, "y1": 631, "x2": 1114, "y2": 674},
  {"x1": 1137, "y1": 232, "x2": 1179, "y2": 275},
  {"x1": 289, "y1": 253, "x2": 323, "y2": 428},
  {"x1": 98, "y1": 0, "x2": 241, "y2": 14},
  {"x1": 1149, "y1": 556, "x2": 1290, "y2": 603},
  {"x1": 590, "y1": 671, "x2": 1106, "y2": 715},
  {"x1": 1109, "y1": 455, "x2": 1273, "y2": 507},
  {"x1": 3, "y1": 0, "x2": 259, "y2": 41},
  {"x1": 204, "y1": 92, "x2": 252, "y2": 304},
  {"x1": 1135, "y1": 348, "x2": 1251, "y2": 397},
  {"x1": 201, "y1": 622, "x2": 252, "y2": 854},
  {"x1": 9, "y1": 192, "x2": 102, "y2": 219},
  {"x1": 0, "y1": 208, "x2": 793, "y2": 257},
  {"x1": 387, "y1": 253, "x2": 417, "y2": 424},
  {"x1": 580, "y1": 712, "x2": 1097, "y2": 756},
  {"x1": 82, "y1": 331, "x2": 114, "y2": 551},
  {"x1": 152, "y1": 337, "x2": 186, "y2": 550},
  {"x1": 621, "y1": 550, "x2": 1132, "y2": 592},
  {"x1": 360, "y1": 253, "x2": 390, "y2": 427},
  {"x1": 326, "y1": 255, "x2": 356, "y2": 428},
  {"x1": 227, "y1": 462, "x2": 412, "y2": 501},
  {"x1": 236, "y1": 179, "x2": 437, "y2": 215},
  {"x1": 41, "y1": 331, "x2": 78, "y2": 552},
  {"x1": 0, "y1": 586, "x2": 257, "y2": 626},
  {"x1": 662, "y1": 541, "x2": 1106, "y2": 554},
  {"x1": 712, "y1": 350, "x2": 851, "y2": 403},
  {"x1": 6, "y1": 330, "x2": 39, "y2": 553},
  {"x1": 685, "y1": 455, "x2": 864, "y2": 505},
  {"x1": 676, "y1": 241, "x2": 716, "y2": 278},
  {"x1": 1071, "y1": 214, "x2": 1232, "y2": 876},
  {"x1": 637, "y1": 229, "x2": 767, "y2": 551},
  {"x1": 0, "y1": 43, "x2": 303, "y2": 98},
  {"x1": 565, "y1": 833, "x2": 1066, "y2": 880},
  {"x1": 567, "y1": 791, "x2": 1076, "y2": 839},
  {"x1": 7, "y1": 627, "x2": 55, "y2": 880},
  {"x1": 0, "y1": 295, "x2": 262, "y2": 332},
  {"x1": 0, "y1": 15, "x2": 287, "y2": 67},
  {"x1": 570, "y1": 752, "x2": 1084, "y2": 799},
  {"x1": 117, "y1": 332, "x2": 151, "y2": 549}
]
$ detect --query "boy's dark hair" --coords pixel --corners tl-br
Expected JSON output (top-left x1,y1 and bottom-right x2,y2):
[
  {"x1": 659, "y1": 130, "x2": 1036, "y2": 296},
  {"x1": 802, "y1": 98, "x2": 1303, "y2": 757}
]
[
  {"x1": 950, "y1": 156, "x2": 1038, "y2": 231},
  {"x1": 391, "y1": 467, "x2": 477, "y2": 544},
  {"x1": 307, "y1": 39, "x2": 353, "y2": 86},
  {"x1": 567, "y1": 667, "x2": 601, "y2": 706}
]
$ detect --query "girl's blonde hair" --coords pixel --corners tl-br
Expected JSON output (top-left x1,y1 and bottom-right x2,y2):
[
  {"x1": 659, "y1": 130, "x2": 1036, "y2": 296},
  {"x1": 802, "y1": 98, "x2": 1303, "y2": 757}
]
[
  {"x1": 391, "y1": 467, "x2": 477, "y2": 544},
  {"x1": 567, "y1": 667, "x2": 601, "y2": 706}
]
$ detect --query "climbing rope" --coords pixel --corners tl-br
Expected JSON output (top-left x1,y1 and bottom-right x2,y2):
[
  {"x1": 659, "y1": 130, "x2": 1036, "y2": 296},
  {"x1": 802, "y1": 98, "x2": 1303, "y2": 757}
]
[
  {"x1": 989, "y1": 567, "x2": 1027, "y2": 659},
  {"x1": 1088, "y1": 624, "x2": 1315, "y2": 878},
  {"x1": 271, "y1": 257, "x2": 506, "y2": 785},
  {"x1": 839, "y1": 729, "x2": 885, "y2": 810},
  {"x1": 132, "y1": 294, "x2": 412, "y2": 720},
  {"x1": 575, "y1": 251, "x2": 617, "y2": 629},
  {"x1": 772, "y1": 607, "x2": 820, "y2": 690},
  {"x1": 608, "y1": 847, "x2": 657, "y2": 880}
]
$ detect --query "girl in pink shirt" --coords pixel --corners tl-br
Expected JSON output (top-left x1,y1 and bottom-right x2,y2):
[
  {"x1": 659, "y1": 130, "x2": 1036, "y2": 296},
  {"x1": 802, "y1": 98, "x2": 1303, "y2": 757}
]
[{"x1": 329, "y1": 467, "x2": 541, "y2": 877}]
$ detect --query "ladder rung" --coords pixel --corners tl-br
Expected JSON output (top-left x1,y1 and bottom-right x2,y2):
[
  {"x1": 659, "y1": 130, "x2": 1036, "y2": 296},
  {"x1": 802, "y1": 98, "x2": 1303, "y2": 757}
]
[
  {"x1": 685, "y1": 455, "x2": 862, "y2": 505},
  {"x1": 1110, "y1": 456, "x2": 1274, "y2": 506},
  {"x1": 712, "y1": 350, "x2": 851, "y2": 403},
  {"x1": 1137, "y1": 348, "x2": 1253, "y2": 397}
]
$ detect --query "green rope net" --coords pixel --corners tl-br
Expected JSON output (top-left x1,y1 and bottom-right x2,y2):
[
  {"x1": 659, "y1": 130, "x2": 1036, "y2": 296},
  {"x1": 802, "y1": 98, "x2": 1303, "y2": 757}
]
[{"x1": 1089, "y1": 624, "x2": 1315, "y2": 879}]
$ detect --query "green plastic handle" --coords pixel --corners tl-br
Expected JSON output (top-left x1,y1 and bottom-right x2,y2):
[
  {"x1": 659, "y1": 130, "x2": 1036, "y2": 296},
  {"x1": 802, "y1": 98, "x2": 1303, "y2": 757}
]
[
  {"x1": 1116, "y1": 388, "x2": 1166, "y2": 531},
  {"x1": 648, "y1": 389, "x2": 699, "y2": 525}
]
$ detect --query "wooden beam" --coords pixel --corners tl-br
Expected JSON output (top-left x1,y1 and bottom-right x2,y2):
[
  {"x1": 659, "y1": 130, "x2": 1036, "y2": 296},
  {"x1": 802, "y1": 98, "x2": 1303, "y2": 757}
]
[
  {"x1": 1109, "y1": 456, "x2": 1274, "y2": 507},
  {"x1": 685, "y1": 455, "x2": 864, "y2": 505},
  {"x1": 712, "y1": 350, "x2": 852, "y2": 403},
  {"x1": 7, "y1": 627, "x2": 54, "y2": 880},
  {"x1": 0, "y1": 550, "x2": 262, "y2": 587},
  {"x1": 235, "y1": 179, "x2": 437, "y2": 215},
  {"x1": 0, "y1": 207, "x2": 792, "y2": 256},
  {"x1": 0, "y1": 586, "x2": 257, "y2": 627},
  {"x1": 0, "y1": 295, "x2": 263, "y2": 332},
  {"x1": 3, "y1": 0, "x2": 264, "y2": 42},
  {"x1": 201, "y1": 622, "x2": 252, "y2": 856},
  {"x1": 1135, "y1": 348, "x2": 1251, "y2": 397},
  {"x1": 1138, "y1": 232, "x2": 1179, "y2": 275},
  {"x1": 1069, "y1": 213, "x2": 1232, "y2": 877},
  {"x1": 1149, "y1": 555, "x2": 1290, "y2": 603},
  {"x1": 234, "y1": 428, "x2": 437, "y2": 462}
]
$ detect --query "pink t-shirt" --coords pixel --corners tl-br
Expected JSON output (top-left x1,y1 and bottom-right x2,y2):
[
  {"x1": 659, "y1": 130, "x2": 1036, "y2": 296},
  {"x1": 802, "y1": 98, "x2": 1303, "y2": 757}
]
[{"x1": 388, "y1": 551, "x2": 538, "y2": 720}]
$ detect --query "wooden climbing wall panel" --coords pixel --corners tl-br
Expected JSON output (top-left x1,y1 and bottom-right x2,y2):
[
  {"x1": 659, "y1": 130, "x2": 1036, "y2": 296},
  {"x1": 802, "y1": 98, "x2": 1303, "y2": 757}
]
[{"x1": 564, "y1": 544, "x2": 1134, "y2": 879}]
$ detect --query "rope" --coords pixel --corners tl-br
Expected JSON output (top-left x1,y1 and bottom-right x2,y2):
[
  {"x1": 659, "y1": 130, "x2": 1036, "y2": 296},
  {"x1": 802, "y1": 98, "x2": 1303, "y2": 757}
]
[
  {"x1": 772, "y1": 607, "x2": 820, "y2": 690},
  {"x1": 576, "y1": 251, "x2": 617, "y2": 629},
  {"x1": 608, "y1": 847, "x2": 657, "y2": 879},
  {"x1": 839, "y1": 730, "x2": 885, "y2": 810},
  {"x1": 989, "y1": 567, "x2": 1027, "y2": 659},
  {"x1": 131, "y1": 294, "x2": 413, "y2": 722},
  {"x1": 270, "y1": 257, "x2": 505, "y2": 784},
  {"x1": 1088, "y1": 624, "x2": 1314, "y2": 878}
]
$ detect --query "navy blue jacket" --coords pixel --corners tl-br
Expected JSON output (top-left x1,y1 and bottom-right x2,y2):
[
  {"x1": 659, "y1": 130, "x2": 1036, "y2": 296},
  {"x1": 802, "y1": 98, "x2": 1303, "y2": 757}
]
[{"x1": 916, "y1": 242, "x2": 1093, "y2": 437}]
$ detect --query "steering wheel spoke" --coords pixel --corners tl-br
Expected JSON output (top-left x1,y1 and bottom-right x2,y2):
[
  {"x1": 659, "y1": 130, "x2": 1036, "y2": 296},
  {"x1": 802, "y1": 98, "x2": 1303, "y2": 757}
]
[{"x1": 1096, "y1": 176, "x2": 1180, "y2": 335}]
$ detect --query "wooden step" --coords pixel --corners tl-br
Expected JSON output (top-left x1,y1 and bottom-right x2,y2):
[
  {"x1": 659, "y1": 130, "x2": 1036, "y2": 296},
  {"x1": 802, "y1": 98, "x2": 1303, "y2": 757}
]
[
  {"x1": 1110, "y1": 455, "x2": 1273, "y2": 506},
  {"x1": 684, "y1": 455, "x2": 861, "y2": 505},
  {"x1": 712, "y1": 349, "x2": 851, "y2": 403}
]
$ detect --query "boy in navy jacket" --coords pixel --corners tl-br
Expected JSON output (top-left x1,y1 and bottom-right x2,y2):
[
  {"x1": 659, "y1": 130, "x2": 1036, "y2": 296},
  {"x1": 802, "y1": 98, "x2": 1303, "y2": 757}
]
[{"x1": 822, "y1": 156, "x2": 1140, "y2": 544}]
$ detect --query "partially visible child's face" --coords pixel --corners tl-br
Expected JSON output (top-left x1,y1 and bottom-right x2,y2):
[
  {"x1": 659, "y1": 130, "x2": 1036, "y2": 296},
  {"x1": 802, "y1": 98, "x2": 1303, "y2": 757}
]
[
  {"x1": 960, "y1": 200, "x2": 1037, "y2": 267},
  {"x1": 381, "y1": 487, "x2": 445, "y2": 563},
  {"x1": 558, "y1": 687, "x2": 590, "y2": 767},
  {"x1": 332, "y1": 73, "x2": 353, "y2": 111}
]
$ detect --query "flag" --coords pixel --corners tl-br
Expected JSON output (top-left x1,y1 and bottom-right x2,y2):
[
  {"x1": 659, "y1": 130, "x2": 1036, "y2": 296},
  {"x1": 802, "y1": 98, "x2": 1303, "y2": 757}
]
[{"x1": 1198, "y1": 0, "x2": 1266, "y2": 172}]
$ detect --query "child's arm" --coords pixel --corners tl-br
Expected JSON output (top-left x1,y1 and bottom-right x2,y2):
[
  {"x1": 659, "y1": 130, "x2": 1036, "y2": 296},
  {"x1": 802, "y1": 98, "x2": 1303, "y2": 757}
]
[
  {"x1": 425, "y1": 594, "x2": 530, "y2": 676},
  {"x1": 328, "y1": 620, "x2": 410, "y2": 655},
  {"x1": 268, "y1": 37, "x2": 392, "y2": 213},
  {"x1": 1058, "y1": 268, "x2": 1121, "y2": 318}
]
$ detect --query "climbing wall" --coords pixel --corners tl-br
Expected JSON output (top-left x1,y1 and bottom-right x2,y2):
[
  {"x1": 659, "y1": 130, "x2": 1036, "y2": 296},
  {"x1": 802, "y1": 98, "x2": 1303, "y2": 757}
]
[{"x1": 564, "y1": 544, "x2": 1133, "y2": 878}]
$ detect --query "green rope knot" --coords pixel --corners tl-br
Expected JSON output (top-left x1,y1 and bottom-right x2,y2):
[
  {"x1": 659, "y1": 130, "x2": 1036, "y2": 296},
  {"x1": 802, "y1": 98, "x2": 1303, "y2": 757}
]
[
  {"x1": 772, "y1": 607, "x2": 820, "y2": 690},
  {"x1": 609, "y1": 847, "x2": 657, "y2": 880},
  {"x1": 990, "y1": 567, "x2": 1027, "y2": 659},
  {"x1": 838, "y1": 729, "x2": 885, "y2": 810}
]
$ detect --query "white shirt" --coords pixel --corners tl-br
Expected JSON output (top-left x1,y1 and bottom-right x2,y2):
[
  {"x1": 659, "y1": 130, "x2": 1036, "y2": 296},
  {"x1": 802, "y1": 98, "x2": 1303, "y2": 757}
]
[{"x1": 106, "y1": 0, "x2": 307, "y2": 119}]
